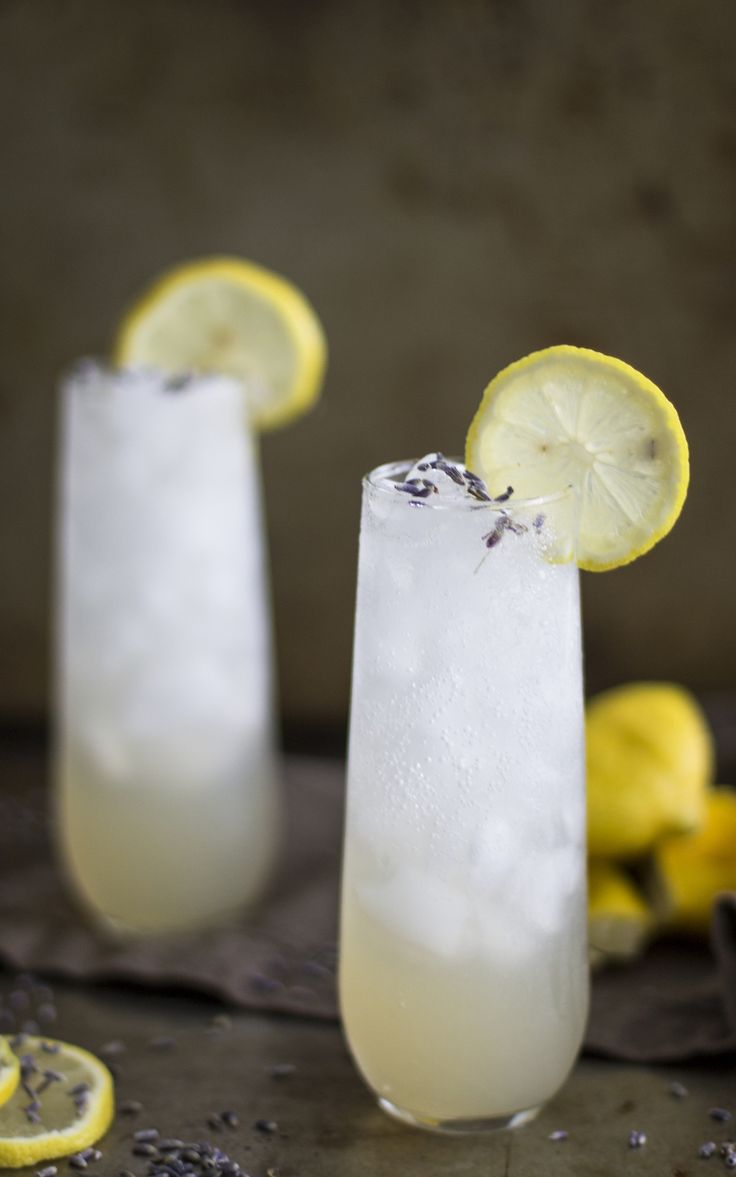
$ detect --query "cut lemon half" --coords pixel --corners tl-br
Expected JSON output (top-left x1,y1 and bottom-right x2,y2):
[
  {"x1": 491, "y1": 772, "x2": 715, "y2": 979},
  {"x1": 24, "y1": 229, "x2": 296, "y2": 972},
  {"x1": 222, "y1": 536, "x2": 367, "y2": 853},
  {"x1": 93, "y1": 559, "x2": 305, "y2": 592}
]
[
  {"x1": 465, "y1": 346, "x2": 689, "y2": 571},
  {"x1": 0, "y1": 1036, "x2": 114, "y2": 1168},
  {"x1": 114, "y1": 256, "x2": 327, "y2": 431},
  {"x1": 0, "y1": 1039, "x2": 19, "y2": 1108}
]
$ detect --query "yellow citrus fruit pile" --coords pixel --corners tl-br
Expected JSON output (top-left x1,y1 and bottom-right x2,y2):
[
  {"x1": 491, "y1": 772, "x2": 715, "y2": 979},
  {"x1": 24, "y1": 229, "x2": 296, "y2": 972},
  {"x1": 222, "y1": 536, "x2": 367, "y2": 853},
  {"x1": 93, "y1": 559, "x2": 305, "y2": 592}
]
[{"x1": 584, "y1": 682, "x2": 734, "y2": 963}]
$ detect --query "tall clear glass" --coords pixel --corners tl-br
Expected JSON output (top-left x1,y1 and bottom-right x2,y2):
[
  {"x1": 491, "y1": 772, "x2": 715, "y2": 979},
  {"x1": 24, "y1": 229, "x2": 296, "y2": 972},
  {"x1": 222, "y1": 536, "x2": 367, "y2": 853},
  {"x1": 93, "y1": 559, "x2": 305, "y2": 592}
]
[
  {"x1": 56, "y1": 363, "x2": 280, "y2": 934},
  {"x1": 339, "y1": 461, "x2": 588, "y2": 1133}
]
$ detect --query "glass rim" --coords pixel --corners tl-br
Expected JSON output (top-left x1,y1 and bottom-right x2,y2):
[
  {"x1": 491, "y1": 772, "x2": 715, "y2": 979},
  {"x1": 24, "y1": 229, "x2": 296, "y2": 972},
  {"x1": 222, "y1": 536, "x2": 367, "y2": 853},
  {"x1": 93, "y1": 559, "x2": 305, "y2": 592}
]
[{"x1": 363, "y1": 459, "x2": 575, "y2": 512}]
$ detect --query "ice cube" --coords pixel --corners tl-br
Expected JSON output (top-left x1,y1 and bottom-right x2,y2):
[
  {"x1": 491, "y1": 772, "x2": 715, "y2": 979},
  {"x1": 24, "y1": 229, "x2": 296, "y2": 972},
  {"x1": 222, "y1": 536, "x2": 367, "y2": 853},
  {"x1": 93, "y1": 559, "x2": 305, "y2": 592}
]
[
  {"x1": 358, "y1": 865, "x2": 469, "y2": 958},
  {"x1": 469, "y1": 815, "x2": 521, "y2": 892}
]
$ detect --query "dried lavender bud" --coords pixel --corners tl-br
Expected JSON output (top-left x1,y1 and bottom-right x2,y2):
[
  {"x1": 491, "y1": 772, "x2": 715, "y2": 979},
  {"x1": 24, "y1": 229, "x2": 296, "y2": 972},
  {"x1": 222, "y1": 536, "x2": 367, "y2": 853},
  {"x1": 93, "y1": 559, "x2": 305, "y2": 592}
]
[
  {"x1": 40, "y1": 1041, "x2": 60, "y2": 1054},
  {"x1": 698, "y1": 1142, "x2": 717, "y2": 1158},
  {"x1": 433, "y1": 459, "x2": 465, "y2": 486},
  {"x1": 134, "y1": 1128, "x2": 160, "y2": 1143},
  {"x1": 254, "y1": 1119, "x2": 278, "y2": 1134},
  {"x1": 148, "y1": 1036, "x2": 176, "y2": 1051},
  {"x1": 548, "y1": 1129, "x2": 568, "y2": 1141},
  {"x1": 249, "y1": 973, "x2": 283, "y2": 994},
  {"x1": 628, "y1": 1130, "x2": 646, "y2": 1148},
  {"x1": 725, "y1": 1157, "x2": 736, "y2": 1171},
  {"x1": 98, "y1": 1040, "x2": 126, "y2": 1057},
  {"x1": 69, "y1": 1157, "x2": 87, "y2": 1170},
  {"x1": 36, "y1": 1166, "x2": 58, "y2": 1177},
  {"x1": 158, "y1": 1139, "x2": 185, "y2": 1152},
  {"x1": 132, "y1": 1142, "x2": 159, "y2": 1157},
  {"x1": 70, "y1": 1082, "x2": 90, "y2": 1097},
  {"x1": 493, "y1": 486, "x2": 514, "y2": 502},
  {"x1": 207, "y1": 1114, "x2": 223, "y2": 1131},
  {"x1": 221, "y1": 1111, "x2": 238, "y2": 1128},
  {"x1": 120, "y1": 1099, "x2": 143, "y2": 1115},
  {"x1": 709, "y1": 1108, "x2": 732, "y2": 1122},
  {"x1": 668, "y1": 1080, "x2": 687, "y2": 1099}
]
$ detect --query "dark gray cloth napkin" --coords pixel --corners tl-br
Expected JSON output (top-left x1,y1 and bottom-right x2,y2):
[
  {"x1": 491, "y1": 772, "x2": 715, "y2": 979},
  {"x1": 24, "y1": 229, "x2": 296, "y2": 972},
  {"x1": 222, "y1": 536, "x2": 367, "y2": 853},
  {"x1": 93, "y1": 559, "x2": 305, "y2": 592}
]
[{"x1": 0, "y1": 744, "x2": 734, "y2": 1062}]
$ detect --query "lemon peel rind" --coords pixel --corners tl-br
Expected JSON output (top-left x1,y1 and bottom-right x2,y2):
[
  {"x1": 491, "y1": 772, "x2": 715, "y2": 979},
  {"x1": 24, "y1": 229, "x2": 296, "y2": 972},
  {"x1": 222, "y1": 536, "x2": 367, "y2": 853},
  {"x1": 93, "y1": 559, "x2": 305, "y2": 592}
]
[
  {"x1": 0, "y1": 1040, "x2": 19, "y2": 1109},
  {"x1": 465, "y1": 344, "x2": 690, "y2": 573},
  {"x1": 114, "y1": 255, "x2": 328, "y2": 433},
  {"x1": 0, "y1": 1038, "x2": 114, "y2": 1169}
]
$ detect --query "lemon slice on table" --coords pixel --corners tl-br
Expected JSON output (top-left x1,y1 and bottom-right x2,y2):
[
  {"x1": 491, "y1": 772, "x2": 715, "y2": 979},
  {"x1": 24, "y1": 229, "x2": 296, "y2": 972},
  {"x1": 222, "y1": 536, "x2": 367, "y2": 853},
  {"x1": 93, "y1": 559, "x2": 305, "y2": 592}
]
[
  {"x1": 0, "y1": 1038, "x2": 19, "y2": 1108},
  {"x1": 0, "y1": 1037, "x2": 114, "y2": 1168},
  {"x1": 115, "y1": 256, "x2": 327, "y2": 431},
  {"x1": 465, "y1": 345, "x2": 689, "y2": 571}
]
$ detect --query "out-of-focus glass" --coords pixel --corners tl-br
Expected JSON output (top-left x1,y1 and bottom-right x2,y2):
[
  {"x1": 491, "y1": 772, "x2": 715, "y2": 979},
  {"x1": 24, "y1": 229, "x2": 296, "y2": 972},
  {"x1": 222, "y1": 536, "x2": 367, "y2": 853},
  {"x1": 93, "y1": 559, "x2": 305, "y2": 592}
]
[{"x1": 55, "y1": 362, "x2": 280, "y2": 934}]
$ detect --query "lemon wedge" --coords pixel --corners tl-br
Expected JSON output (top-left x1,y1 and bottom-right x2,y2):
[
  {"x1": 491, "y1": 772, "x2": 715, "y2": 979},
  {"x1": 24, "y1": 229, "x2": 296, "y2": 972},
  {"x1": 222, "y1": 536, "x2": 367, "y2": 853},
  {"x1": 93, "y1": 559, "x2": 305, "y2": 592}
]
[
  {"x1": 115, "y1": 256, "x2": 327, "y2": 431},
  {"x1": 465, "y1": 345, "x2": 689, "y2": 571},
  {"x1": 0, "y1": 1039, "x2": 19, "y2": 1108},
  {"x1": 0, "y1": 1036, "x2": 114, "y2": 1168}
]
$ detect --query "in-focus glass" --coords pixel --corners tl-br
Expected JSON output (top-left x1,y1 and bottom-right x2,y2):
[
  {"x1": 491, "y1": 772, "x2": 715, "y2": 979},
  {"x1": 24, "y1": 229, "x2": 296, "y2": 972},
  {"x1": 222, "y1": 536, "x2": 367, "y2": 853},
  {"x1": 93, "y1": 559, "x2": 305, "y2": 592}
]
[
  {"x1": 339, "y1": 460, "x2": 587, "y2": 1133},
  {"x1": 56, "y1": 363, "x2": 279, "y2": 934}
]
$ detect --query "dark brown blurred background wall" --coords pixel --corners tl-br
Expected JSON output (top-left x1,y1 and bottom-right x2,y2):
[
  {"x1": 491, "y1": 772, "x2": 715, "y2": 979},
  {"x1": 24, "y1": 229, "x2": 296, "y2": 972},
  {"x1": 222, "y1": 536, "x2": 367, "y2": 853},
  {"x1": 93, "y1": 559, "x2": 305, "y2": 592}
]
[{"x1": 1, "y1": 0, "x2": 735, "y2": 746}]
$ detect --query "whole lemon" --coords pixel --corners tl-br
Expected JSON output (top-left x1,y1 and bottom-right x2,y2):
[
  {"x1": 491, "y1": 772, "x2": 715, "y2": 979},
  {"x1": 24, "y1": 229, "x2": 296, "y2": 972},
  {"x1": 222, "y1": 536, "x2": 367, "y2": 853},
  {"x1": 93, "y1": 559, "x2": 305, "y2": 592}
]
[
  {"x1": 586, "y1": 682, "x2": 713, "y2": 859},
  {"x1": 587, "y1": 861, "x2": 653, "y2": 965},
  {"x1": 654, "y1": 787, "x2": 736, "y2": 932}
]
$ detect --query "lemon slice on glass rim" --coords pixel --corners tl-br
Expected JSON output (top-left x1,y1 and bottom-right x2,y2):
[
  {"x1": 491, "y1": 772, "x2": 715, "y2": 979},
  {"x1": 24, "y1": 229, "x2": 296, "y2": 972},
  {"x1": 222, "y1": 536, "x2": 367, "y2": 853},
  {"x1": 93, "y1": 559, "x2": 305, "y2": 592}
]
[
  {"x1": 0, "y1": 1036, "x2": 114, "y2": 1168},
  {"x1": 0, "y1": 1038, "x2": 19, "y2": 1108},
  {"x1": 115, "y1": 256, "x2": 327, "y2": 431},
  {"x1": 465, "y1": 345, "x2": 689, "y2": 571}
]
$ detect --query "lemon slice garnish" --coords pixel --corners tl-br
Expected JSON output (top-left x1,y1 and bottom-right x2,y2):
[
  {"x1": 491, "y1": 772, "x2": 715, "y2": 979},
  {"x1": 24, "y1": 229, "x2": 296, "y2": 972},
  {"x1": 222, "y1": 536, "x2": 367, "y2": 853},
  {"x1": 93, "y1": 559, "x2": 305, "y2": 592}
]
[
  {"x1": 465, "y1": 345, "x2": 689, "y2": 571},
  {"x1": 0, "y1": 1036, "x2": 114, "y2": 1168},
  {"x1": 0, "y1": 1039, "x2": 19, "y2": 1109},
  {"x1": 114, "y1": 256, "x2": 327, "y2": 431}
]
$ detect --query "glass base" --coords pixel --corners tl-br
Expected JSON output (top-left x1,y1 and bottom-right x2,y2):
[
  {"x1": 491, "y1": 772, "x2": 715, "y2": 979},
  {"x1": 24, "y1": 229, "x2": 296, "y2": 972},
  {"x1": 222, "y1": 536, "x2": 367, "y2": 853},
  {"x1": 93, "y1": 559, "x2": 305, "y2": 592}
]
[{"x1": 378, "y1": 1097, "x2": 542, "y2": 1135}]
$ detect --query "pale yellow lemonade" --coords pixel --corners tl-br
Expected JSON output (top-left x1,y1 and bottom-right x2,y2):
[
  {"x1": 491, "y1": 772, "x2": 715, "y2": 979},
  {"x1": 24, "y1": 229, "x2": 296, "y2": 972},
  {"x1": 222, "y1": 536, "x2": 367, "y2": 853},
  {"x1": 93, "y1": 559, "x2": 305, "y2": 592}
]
[{"x1": 340, "y1": 459, "x2": 587, "y2": 1130}]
